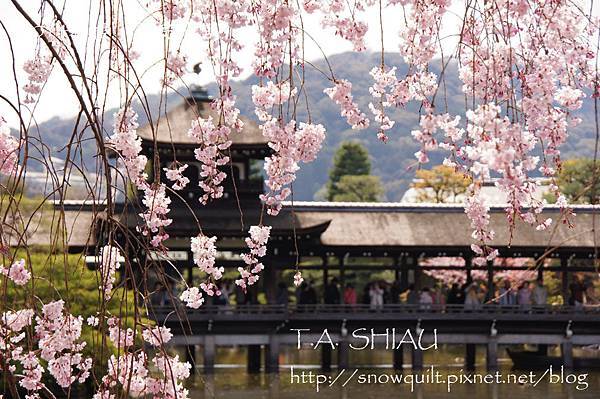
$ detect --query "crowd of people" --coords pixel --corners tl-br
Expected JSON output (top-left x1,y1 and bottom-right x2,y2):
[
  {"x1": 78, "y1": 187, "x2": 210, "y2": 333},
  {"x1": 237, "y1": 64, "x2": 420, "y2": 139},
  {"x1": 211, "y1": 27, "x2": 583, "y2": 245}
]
[
  {"x1": 293, "y1": 275, "x2": 600, "y2": 310},
  {"x1": 149, "y1": 274, "x2": 599, "y2": 309}
]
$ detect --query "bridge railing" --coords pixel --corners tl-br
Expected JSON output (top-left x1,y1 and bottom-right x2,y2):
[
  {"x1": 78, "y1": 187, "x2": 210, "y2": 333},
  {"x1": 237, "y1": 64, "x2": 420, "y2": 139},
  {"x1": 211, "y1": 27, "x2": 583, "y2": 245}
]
[{"x1": 150, "y1": 303, "x2": 600, "y2": 318}]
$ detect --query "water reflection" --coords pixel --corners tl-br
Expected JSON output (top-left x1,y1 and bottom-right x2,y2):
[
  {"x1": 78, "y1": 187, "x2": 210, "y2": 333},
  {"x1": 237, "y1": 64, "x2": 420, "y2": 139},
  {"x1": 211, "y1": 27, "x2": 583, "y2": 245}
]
[
  {"x1": 191, "y1": 367, "x2": 600, "y2": 398},
  {"x1": 188, "y1": 347, "x2": 600, "y2": 398}
]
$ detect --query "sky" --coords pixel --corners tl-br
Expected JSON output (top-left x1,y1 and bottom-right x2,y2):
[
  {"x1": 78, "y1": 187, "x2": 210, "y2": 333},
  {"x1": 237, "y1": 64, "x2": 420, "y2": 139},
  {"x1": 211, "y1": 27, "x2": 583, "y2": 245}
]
[
  {"x1": 0, "y1": 0, "x2": 465, "y2": 128},
  {"x1": 0, "y1": 0, "x2": 596, "y2": 129}
]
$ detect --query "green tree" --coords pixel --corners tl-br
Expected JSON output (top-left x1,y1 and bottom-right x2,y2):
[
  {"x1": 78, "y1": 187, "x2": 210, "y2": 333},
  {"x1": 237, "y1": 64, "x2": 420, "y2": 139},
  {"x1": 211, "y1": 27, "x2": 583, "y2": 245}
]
[
  {"x1": 327, "y1": 141, "x2": 381, "y2": 201},
  {"x1": 331, "y1": 175, "x2": 384, "y2": 202},
  {"x1": 411, "y1": 165, "x2": 471, "y2": 203},
  {"x1": 547, "y1": 159, "x2": 600, "y2": 204}
]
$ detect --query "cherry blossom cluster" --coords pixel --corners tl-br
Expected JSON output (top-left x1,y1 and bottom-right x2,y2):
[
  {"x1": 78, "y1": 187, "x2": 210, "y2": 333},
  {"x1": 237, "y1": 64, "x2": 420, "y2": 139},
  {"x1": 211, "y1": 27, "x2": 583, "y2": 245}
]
[
  {"x1": 361, "y1": 0, "x2": 446, "y2": 141},
  {"x1": 160, "y1": 0, "x2": 187, "y2": 22},
  {"x1": 0, "y1": 259, "x2": 31, "y2": 286},
  {"x1": 251, "y1": 0, "x2": 297, "y2": 78},
  {"x1": 96, "y1": 321, "x2": 190, "y2": 398},
  {"x1": 368, "y1": 67, "x2": 438, "y2": 141},
  {"x1": 422, "y1": 257, "x2": 538, "y2": 286},
  {"x1": 21, "y1": 21, "x2": 69, "y2": 104},
  {"x1": 393, "y1": 0, "x2": 448, "y2": 68},
  {"x1": 411, "y1": 104, "x2": 549, "y2": 258},
  {"x1": 109, "y1": 107, "x2": 173, "y2": 248},
  {"x1": 191, "y1": 235, "x2": 223, "y2": 279},
  {"x1": 187, "y1": 115, "x2": 232, "y2": 203},
  {"x1": 235, "y1": 226, "x2": 271, "y2": 290},
  {"x1": 163, "y1": 52, "x2": 187, "y2": 85},
  {"x1": 0, "y1": 300, "x2": 91, "y2": 397},
  {"x1": 180, "y1": 234, "x2": 226, "y2": 309},
  {"x1": 400, "y1": 0, "x2": 596, "y2": 257},
  {"x1": 99, "y1": 245, "x2": 121, "y2": 299},
  {"x1": 293, "y1": 271, "x2": 304, "y2": 287},
  {"x1": 22, "y1": 57, "x2": 52, "y2": 104},
  {"x1": 164, "y1": 163, "x2": 190, "y2": 190},
  {"x1": 260, "y1": 119, "x2": 326, "y2": 215},
  {"x1": 179, "y1": 286, "x2": 204, "y2": 308},
  {"x1": 323, "y1": 80, "x2": 369, "y2": 130},
  {"x1": 252, "y1": 81, "x2": 326, "y2": 214},
  {"x1": 252, "y1": 81, "x2": 297, "y2": 122},
  {"x1": 140, "y1": 184, "x2": 173, "y2": 247},
  {"x1": 108, "y1": 107, "x2": 148, "y2": 187},
  {"x1": 315, "y1": 1, "x2": 373, "y2": 52},
  {"x1": 0, "y1": 117, "x2": 19, "y2": 176}
]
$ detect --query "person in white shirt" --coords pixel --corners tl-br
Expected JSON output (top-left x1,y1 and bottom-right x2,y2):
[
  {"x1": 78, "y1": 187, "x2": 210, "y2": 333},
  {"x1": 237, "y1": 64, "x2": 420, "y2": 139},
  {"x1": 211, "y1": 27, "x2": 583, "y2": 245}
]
[{"x1": 369, "y1": 282, "x2": 384, "y2": 310}]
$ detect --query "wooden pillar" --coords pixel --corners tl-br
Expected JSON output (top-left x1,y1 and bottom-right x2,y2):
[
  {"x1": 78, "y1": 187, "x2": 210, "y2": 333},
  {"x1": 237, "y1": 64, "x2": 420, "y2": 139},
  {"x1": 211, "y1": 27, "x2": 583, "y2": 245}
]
[
  {"x1": 393, "y1": 255, "x2": 400, "y2": 283},
  {"x1": 412, "y1": 346, "x2": 423, "y2": 371},
  {"x1": 339, "y1": 255, "x2": 346, "y2": 289},
  {"x1": 413, "y1": 256, "x2": 422, "y2": 290},
  {"x1": 400, "y1": 255, "x2": 409, "y2": 291},
  {"x1": 338, "y1": 338, "x2": 349, "y2": 369},
  {"x1": 486, "y1": 260, "x2": 494, "y2": 302},
  {"x1": 247, "y1": 344, "x2": 261, "y2": 374},
  {"x1": 321, "y1": 344, "x2": 332, "y2": 372},
  {"x1": 186, "y1": 264, "x2": 194, "y2": 285},
  {"x1": 203, "y1": 335, "x2": 215, "y2": 374},
  {"x1": 322, "y1": 256, "x2": 329, "y2": 299},
  {"x1": 561, "y1": 256, "x2": 569, "y2": 304},
  {"x1": 537, "y1": 257, "x2": 544, "y2": 282},
  {"x1": 266, "y1": 335, "x2": 280, "y2": 373},
  {"x1": 486, "y1": 340, "x2": 498, "y2": 371},
  {"x1": 263, "y1": 257, "x2": 278, "y2": 304},
  {"x1": 562, "y1": 340, "x2": 573, "y2": 369},
  {"x1": 393, "y1": 345, "x2": 404, "y2": 370},
  {"x1": 465, "y1": 344, "x2": 476, "y2": 371}
]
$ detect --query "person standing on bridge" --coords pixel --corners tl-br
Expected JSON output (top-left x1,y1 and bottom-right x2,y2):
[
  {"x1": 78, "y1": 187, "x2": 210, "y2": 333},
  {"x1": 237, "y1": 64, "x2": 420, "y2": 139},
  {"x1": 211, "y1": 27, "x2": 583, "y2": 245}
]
[
  {"x1": 498, "y1": 280, "x2": 516, "y2": 306},
  {"x1": 369, "y1": 282, "x2": 384, "y2": 310},
  {"x1": 419, "y1": 287, "x2": 434, "y2": 310},
  {"x1": 464, "y1": 284, "x2": 481, "y2": 310},
  {"x1": 343, "y1": 283, "x2": 357, "y2": 307},
  {"x1": 324, "y1": 277, "x2": 341, "y2": 304},
  {"x1": 276, "y1": 281, "x2": 289, "y2": 305},
  {"x1": 532, "y1": 278, "x2": 548, "y2": 307},
  {"x1": 517, "y1": 281, "x2": 532, "y2": 308},
  {"x1": 446, "y1": 283, "x2": 464, "y2": 305},
  {"x1": 406, "y1": 284, "x2": 420, "y2": 305}
]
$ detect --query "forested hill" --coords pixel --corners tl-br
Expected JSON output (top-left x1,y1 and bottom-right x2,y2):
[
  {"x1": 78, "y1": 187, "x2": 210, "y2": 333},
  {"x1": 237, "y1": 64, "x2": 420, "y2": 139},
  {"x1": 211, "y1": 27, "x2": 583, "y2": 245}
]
[{"x1": 32, "y1": 51, "x2": 597, "y2": 201}]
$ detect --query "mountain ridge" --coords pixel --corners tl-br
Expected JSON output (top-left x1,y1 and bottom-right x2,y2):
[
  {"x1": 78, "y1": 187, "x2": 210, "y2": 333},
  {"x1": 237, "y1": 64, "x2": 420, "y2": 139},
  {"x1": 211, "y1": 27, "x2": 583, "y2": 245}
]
[{"x1": 27, "y1": 51, "x2": 598, "y2": 201}]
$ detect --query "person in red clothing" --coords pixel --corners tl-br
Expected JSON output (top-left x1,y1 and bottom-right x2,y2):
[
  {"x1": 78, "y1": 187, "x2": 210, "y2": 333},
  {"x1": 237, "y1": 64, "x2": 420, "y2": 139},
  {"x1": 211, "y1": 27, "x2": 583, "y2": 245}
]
[{"x1": 343, "y1": 283, "x2": 357, "y2": 306}]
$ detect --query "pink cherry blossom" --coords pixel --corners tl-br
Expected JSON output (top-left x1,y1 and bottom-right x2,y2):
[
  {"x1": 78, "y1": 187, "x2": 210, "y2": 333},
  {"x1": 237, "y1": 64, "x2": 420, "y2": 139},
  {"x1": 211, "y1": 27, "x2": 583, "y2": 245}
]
[
  {"x1": 180, "y1": 287, "x2": 204, "y2": 308},
  {"x1": 139, "y1": 184, "x2": 173, "y2": 247},
  {"x1": 0, "y1": 117, "x2": 19, "y2": 175},
  {"x1": 293, "y1": 271, "x2": 304, "y2": 287},
  {"x1": 0, "y1": 259, "x2": 31, "y2": 286},
  {"x1": 164, "y1": 163, "x2": 190, "y2": 190},
  {"x1": 236, "y1": 226, "x2": 271, "y2": 290},
  {"x1": 142, "y1": 325, "x2": 173, "y2": 346},
  {"x1": 99, "y1": 245, "x2": 121, "y2": 298},
  {"x1": 324, "y1": 80, "x2": 369, "y2": 130},
  {"x1": 164, "y1": 52, "x2": 187, "y2": 85},
  {"x1": 108, "y1": 107, "x2": 148, "y2": 187}
]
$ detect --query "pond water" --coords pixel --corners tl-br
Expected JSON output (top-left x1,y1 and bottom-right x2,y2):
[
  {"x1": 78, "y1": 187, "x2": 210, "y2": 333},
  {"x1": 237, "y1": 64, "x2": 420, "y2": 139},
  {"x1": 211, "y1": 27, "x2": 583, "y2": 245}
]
[{"x1": 186, "y1": 346, "x2": 600, "y2": 398}]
